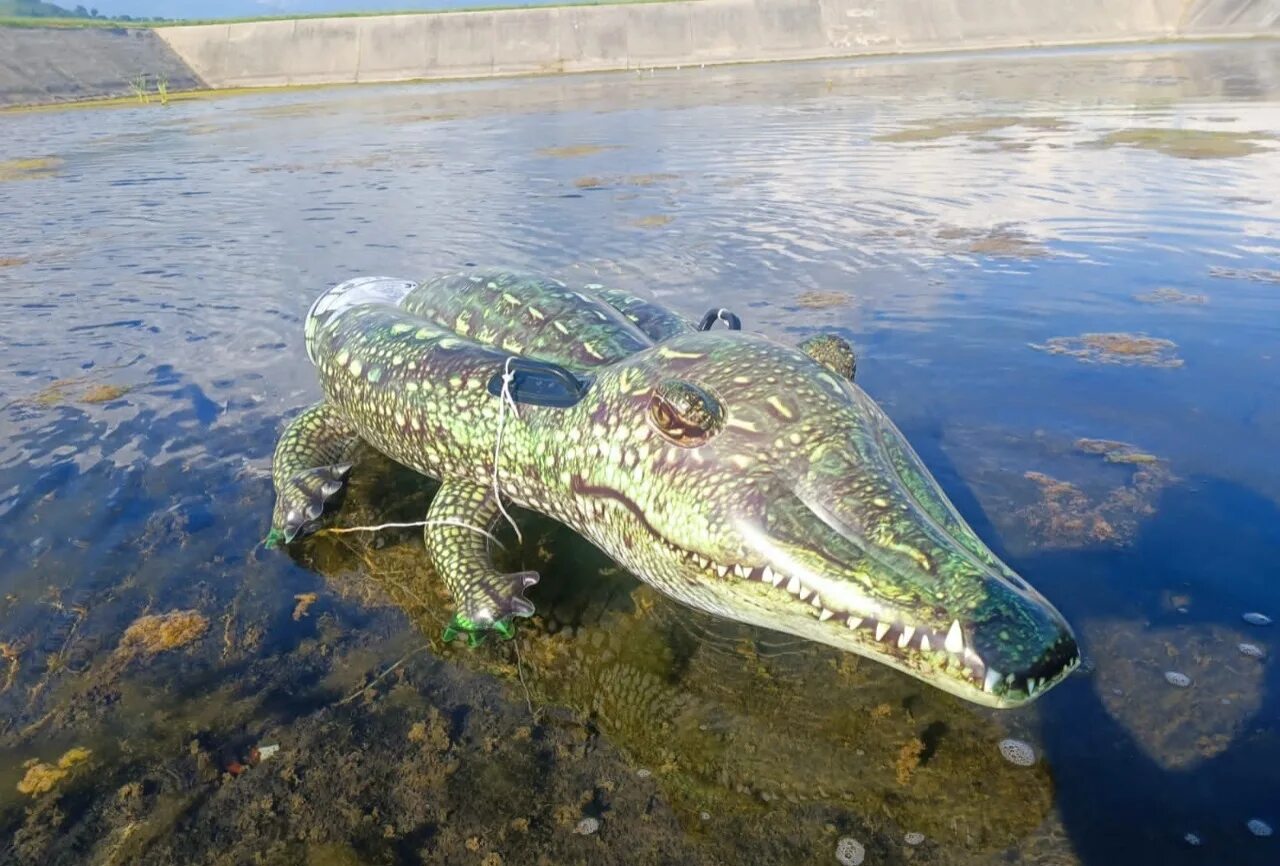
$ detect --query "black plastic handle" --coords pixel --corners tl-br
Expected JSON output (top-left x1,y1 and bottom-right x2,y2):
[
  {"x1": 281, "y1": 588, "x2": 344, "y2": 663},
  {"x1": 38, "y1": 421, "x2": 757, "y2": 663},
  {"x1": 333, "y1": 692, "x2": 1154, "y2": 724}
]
[
  {"x1": 697, "y1": 308, "x2": 742, "y2": 331},
  {"x1": 487, "y1": 357, "x2": 590, "y2": 408}
]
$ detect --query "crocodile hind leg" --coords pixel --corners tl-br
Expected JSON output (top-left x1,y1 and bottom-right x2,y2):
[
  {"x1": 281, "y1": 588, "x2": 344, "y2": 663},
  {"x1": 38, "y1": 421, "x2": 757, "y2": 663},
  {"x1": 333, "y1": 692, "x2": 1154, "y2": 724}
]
[
  {"x1": 426, "y1": 478, "x2": 539, "y2": 646},
  {"x1": 265, "y1": 402, "x2": 361, "y2": 548}
]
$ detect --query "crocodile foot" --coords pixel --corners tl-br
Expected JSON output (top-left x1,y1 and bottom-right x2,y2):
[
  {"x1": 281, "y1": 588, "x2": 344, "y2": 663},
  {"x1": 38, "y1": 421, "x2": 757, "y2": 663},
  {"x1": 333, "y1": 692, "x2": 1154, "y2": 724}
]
[
  {"x1": 266, "y1": 462, "x2": 353, "y2": 548},
  {"x1": 442, "y1": 571, "x2": 539, "y2": 646}
]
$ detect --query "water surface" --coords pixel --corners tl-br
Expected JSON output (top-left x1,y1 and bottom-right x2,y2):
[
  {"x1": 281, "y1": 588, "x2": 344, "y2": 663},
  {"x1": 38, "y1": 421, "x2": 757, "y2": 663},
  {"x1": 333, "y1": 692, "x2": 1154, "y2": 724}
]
[{"x1": 1, "y1": 41, "x2": 1279, "y2": 866}]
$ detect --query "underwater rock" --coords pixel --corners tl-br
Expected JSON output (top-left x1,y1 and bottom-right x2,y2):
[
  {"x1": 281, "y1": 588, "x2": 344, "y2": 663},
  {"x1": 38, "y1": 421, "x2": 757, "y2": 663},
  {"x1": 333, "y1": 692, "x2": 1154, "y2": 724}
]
[
  {"x1": 1085, "y1": 621, "x2": 1264, "y2": 770},
  {"x1": 904, "y1": 832, "x2": 925, "y2": 846},
  {"x1": 998, "y1": 739, "x2": 1037, "y2": 767},
  {"x1": 1164, "y1": 671, "x2": 1192, "y2": 688},
  {"x1": 835, "y1": 836, "x2": 866, "y2": 865},
  {"x1": 1238, "y1": 643, "x2": 1265, "y2": 659},
  {"x1": 574, "y1": 817, "x2": 601, "y2": 835}
]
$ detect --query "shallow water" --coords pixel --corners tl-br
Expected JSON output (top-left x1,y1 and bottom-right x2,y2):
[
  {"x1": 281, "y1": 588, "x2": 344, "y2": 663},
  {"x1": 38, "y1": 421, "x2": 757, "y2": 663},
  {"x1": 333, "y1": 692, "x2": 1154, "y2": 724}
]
[{"x1": 2, "y1": 40, "x2": 1279, "y2": 866}]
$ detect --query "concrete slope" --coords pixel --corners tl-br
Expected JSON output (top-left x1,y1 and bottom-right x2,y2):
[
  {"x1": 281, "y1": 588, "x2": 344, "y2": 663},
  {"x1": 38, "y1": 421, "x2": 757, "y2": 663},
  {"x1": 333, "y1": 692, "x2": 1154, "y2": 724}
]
[{"x1": 0, "y1": 25, "x2": 204, "y2": 107}]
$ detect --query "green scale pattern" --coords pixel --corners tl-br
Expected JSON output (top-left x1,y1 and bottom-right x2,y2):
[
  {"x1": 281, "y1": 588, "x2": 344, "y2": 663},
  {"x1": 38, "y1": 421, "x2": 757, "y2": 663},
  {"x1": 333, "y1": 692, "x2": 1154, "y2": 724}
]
[{"x1": 268, "y1": 268, "x2": 1079, "y2": 708}]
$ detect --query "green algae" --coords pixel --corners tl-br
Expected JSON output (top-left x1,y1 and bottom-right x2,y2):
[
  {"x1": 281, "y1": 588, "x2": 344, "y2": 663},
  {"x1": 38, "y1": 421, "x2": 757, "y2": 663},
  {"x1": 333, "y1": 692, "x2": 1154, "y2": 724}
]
[
  {"x1": 1134, "y1": 287, "x2": 1208, "y2": 305},
  {"x1": 874, "y1": 115, "x2": 1067, "y2": 144},
  {"x1": 937, "y1": 224, "x2": 1049, "y2": 259},
  {"x1": 1018, "y1": 439, "x2": 1173, "y2": 549},
  {"x1": 1091, "y1": 127, "x2": 1276, "y2": 159},
  {"x1": 1029, "y1": 332, "x2": 1183, "y2": 367},
  {"x1": 0, "y1": 156, "x2": 62, "y2": 182},
  {"x1": 1209, "y1": 265, "x2": 1280, "y2": 284},
  {"x1": 629, "y1": 214, "x2": 674, "y2": 228},
  {"x1": 795, "y1": 290, "x2": 851, "y2": 309}
]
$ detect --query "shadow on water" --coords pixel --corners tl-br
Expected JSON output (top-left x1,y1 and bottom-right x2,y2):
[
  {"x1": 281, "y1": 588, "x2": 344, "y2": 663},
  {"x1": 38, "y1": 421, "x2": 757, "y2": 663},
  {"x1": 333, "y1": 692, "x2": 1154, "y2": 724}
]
[
  {"x1": 880, "y1": 423, "x2": 1280, "y2": 865},
  {"x1": 1028, "y1": 477, "x2": 1280, "y2": 866},
  {"x1": 296, "y1": 450, "x2": 1064, "y2": 864}
]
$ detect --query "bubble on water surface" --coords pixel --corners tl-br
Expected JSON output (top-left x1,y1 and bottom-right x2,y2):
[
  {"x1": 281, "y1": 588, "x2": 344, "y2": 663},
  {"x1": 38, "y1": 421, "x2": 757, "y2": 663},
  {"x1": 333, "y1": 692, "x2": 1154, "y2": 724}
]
[
  {"x1": 1243, "y1": 612, "x2": 1272, "y2": 626},
  {"x1": 1247, "y1": 819, "x2": 1272, "y2": 837},
  {"x1": 904, "y1": 831, "x2": 925, "y2": 845},
  {"x1": 1238, "y1": 643, "x2": 1265, "y2": 659},
  {"x1": 1164, "y1": 671, "x2": 1192, "y2": 688},
  {"x1": 1184, "y1": 832, "x2": 1201, "y2": 846},
  {"x1": 573, "y1": 817, "x2": 600, "y2": 835},
  {"x1": 998, "y1": 738, "x2": 1036, "y2": 766},
  {"x1": 835, "y1": 836, "x2": 865, "y2": 865}
]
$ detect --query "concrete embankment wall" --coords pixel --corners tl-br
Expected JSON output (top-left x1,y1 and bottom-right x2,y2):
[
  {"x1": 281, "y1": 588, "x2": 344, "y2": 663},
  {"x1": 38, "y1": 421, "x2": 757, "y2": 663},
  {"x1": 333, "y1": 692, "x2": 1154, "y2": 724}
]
[
  {"x1": 0, "y1": 26, "x2": 203, "y2": 106},
  {"x1": 1, "y1": 0, "x2": 1277, "y2": 107},
  {"x1": 153, "y1": 0, "x2": 1279, "y2": 89}
]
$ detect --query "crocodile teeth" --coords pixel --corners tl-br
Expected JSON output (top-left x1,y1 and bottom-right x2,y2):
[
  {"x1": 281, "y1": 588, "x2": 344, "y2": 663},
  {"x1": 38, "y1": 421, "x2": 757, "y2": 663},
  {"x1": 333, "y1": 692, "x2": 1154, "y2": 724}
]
[
  {"x1": 897, "y1": 626, "x2": 915, "y2": 648},
  {"x1": 1027, "y1": 678, "x2": 1039, "y2": 697},
  {"x1": 786, "y1": 576, "x2": 801, "y2": 594},
  {"x1": 874, "y1": 622, "x2": 891, "y2": 641},
  {"x1": 983, "y1": 668, "x2": 1002, "y2": 693},
  {"x1": 819, "y1": 608, "x2": 835, "y2": 621},
  {"x1": 919, "y1": 635, "x2": 931, "y2": 652},
  {"x1": 799, "y1": 588, "x2": 814, "y2": 603},
  {"x1": 944, "y1": 620, "x2": 965, "y2": 653},
  {"x1": 770, "y1": 571, "x2": 785, "y2": 588},
  {"x1": 734, "y1": 564, "x2": 749, "y2": 578},
  {"x1": 762, "y1": 566, "x2": 777, "y2": 585},
  {"x1": 808, "y1": 594, "x2": 822, "y2": 608},
  {"x1": 716, "y1": 565, "x2": 729, "y2": 578},
  {"x1": 847, "y1": 617, "x2": 863, "y2": 630}
]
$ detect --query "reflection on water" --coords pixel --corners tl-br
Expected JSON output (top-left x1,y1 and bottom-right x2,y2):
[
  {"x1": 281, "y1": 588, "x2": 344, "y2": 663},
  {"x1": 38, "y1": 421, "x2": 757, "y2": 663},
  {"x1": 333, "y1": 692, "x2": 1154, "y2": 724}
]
[{"x1": 1, "y1": 40, "x2": 1279, "y2": 865}]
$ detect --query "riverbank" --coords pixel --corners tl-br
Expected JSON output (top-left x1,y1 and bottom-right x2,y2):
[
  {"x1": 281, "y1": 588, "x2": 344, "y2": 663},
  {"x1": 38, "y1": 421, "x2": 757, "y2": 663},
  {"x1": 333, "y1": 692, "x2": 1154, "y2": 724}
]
[{"x1": 1, "y1": 0, "x2": 1277, "y2": 107}]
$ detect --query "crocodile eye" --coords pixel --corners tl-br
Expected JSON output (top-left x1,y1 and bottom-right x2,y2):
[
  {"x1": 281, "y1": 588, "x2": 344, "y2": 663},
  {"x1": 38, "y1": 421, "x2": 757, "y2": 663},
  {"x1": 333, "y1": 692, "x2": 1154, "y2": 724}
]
[{"x1": 648, "y1": 380, "x2": 724, "y2": 447}]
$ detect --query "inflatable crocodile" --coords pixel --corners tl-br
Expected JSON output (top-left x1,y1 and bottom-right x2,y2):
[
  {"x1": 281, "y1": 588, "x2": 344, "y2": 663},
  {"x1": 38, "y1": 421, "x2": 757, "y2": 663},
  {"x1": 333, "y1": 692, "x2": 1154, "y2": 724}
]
[{"x1": 267, "y1": 268, "x2": 1079, "y2": 708}]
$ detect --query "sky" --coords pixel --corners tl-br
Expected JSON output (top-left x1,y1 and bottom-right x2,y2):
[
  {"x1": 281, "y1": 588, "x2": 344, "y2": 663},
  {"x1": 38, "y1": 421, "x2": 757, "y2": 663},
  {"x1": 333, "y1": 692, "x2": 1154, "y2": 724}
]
[{"x1": 83, "y1": 0, "x2": 553, "y2": 18}]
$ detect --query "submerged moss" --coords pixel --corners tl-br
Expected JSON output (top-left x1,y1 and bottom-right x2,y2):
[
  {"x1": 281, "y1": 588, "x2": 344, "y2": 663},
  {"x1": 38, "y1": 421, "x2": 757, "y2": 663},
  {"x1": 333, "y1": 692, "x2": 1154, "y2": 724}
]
[
  {"x1": 1019, "y1": 439, "x2": 1173, "y2": 548},
  {"x1": 1092, "y1": 128, "x2": 1276, "y2": 159},
  {"x1": 117, "y1": 610, "x2": 209, "y2": 658},
  {"x1": 795, "y1": 291, "x2": 851, "y2": 309},
  {"x1": 17, "y1": 746, "x2": 92, "y2": 796},
  {"x1": 537, "y1": 144, "x2": 618, "y2": 159},
  {"x1": 1029, "y1": 332, "x2": 1183, "y2": 367},
  {"x1": 629, "y1": 214, "x2": 674, "y2": 228},
  {"x1": 80, "y1": 384, "x2": 130, "y2": 404}
]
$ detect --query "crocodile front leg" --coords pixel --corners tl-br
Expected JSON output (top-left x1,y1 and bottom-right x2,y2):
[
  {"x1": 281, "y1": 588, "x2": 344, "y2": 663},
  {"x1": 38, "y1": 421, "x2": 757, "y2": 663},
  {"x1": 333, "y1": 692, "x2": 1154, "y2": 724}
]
[
  {"x1": 426, "y1": 479, "x2": 539, "y2": 646},
  {"x1": 266, "y1": 402, "x2": 361, "y2": 548}
]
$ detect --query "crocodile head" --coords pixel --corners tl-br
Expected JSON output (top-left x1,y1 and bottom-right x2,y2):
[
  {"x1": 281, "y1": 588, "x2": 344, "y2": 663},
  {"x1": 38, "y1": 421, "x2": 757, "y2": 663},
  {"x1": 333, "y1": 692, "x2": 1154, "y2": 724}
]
[{"x1": 565, "y1": 330, "x2": 1078, "y2": 708}]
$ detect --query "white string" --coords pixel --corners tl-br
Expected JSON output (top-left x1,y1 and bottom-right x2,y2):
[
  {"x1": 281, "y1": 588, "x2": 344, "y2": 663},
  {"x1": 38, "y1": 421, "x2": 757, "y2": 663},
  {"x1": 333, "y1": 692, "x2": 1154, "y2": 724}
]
[
  {"x1": 313, "y1": 357, "x2": 526, "y2": 550},
  {"x1": 321, "y1": 518, "x2": 507, "y2": 550},
  {"x1": 492, "y1": 357, "x2": 524, "y2": 546}
]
